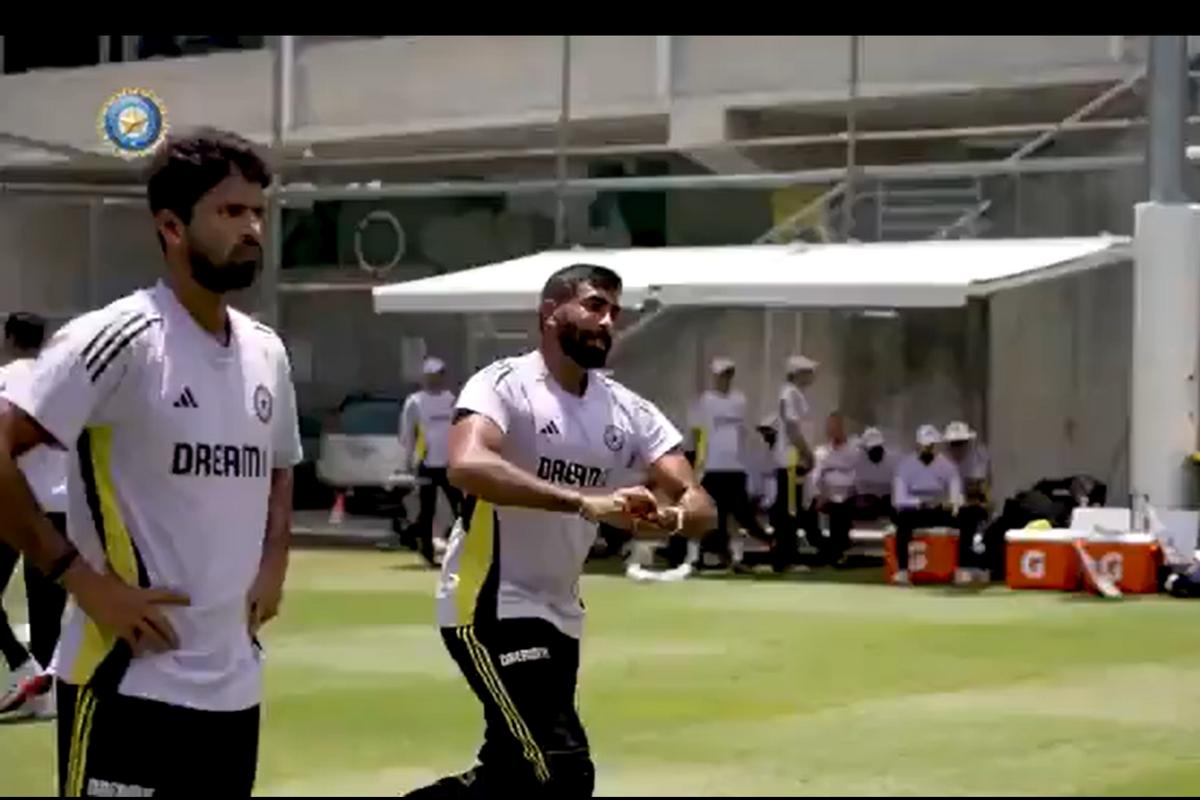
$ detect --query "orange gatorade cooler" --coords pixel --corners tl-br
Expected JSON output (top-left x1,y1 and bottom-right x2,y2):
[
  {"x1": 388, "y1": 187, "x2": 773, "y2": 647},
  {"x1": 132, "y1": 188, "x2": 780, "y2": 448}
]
[
  {"x1": 1082, "y1": 532, "x2": 1161, "y2": 594},
  {"x1": 1005, "y1": 529, "x2": 1080, "y2": 590},
  {"x1": 884, "y1": 527, "x2": 958, "y2": 584}
]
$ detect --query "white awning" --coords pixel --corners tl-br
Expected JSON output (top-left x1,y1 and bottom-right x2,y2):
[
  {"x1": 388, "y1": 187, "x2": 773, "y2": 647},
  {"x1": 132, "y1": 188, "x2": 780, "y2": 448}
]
[{"x1": 371, "y1": 236, "x2": 1131, "y2": 314}]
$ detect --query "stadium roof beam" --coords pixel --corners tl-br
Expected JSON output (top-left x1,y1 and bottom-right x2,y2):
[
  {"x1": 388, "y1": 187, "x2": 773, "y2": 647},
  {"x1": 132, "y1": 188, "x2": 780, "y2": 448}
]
[
  {"x1": 0, "y1": 131, "x2": 117, "y2": 163},
  {"x1": 1, "y1": 114, "x2": 1195, "y2": 181},
  {"x1": 275, "y1": 153, "x2": 1152, "y2": 204},
  {"x1": 3, "y1": 149, "x2": 1197, "y2": 202},
  {"x1": 289, "y1": 116, "x2": 1197, "y2": 171}
]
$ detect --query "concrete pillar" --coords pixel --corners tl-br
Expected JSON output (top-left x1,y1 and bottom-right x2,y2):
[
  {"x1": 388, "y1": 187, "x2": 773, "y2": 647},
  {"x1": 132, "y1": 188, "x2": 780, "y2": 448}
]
[{"x1": 1130, "y1": 202, "x2": 1200, "y2": 518}]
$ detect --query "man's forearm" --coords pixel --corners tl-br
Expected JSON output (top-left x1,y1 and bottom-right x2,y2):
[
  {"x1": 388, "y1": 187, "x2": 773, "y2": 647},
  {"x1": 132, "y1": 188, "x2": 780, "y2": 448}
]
[
  {"x1": 449, "y1": 449, "x2": 583, "y2": 514},
  {"x1": 261, "y1": 468, "x2": 294, "y2": 574},
  {"x1": 0, "y1": 448, "x2": 75, "y2": 575},
  {"x1": 679, "y1": 486, "x2": 715, "y2": 537}
]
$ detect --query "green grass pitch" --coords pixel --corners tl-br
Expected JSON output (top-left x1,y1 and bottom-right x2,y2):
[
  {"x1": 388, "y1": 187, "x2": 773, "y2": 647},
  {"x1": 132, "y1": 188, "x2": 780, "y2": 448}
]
[{"x1": 3, "y1": 548, "x2": 1199, "y2": 796}]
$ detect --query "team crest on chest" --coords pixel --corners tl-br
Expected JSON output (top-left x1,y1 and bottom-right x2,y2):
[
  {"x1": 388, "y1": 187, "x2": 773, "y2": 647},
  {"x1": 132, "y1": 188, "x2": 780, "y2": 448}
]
[
  {"x1": 253, "y1": 384, "x2": 273, "y2": 424},
  {"x1": 603, "y1": 424, "x2": 626, "y2": 452}
]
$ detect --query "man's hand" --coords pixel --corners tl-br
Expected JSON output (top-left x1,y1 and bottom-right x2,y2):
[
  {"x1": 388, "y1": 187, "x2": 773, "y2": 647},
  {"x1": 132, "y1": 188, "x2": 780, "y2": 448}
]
[
  {"x1": 627, "y1": 503, "x2": 687, "y2": 538},
  {"x1": 64, "y1": 563, "x2": 190, "y2": 656},
  {"x1": 578, "y1": 485, "x2": 659, "y2": 527},
  {"x1": 247, "y1": 563, "x2": 285, "y2": 637}
]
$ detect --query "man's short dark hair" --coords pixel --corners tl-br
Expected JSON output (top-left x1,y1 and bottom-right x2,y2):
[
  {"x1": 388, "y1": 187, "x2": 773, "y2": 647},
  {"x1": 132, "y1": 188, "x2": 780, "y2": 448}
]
[
  {"x1": 145, "y1": 127, "x2": 271, "y2": 239},
  {"x1": 5, "y1": 312, "x2": 46, "y2": 352},
  {"x1": 540, "y1": 263, "x2": 623, "y2": 306}
]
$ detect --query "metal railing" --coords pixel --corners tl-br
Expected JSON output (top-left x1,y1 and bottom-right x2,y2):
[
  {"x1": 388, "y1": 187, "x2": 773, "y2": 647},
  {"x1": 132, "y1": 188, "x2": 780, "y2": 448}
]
[{"x1": 756, "y1": 68, "x2": 1150, "y2": 245}]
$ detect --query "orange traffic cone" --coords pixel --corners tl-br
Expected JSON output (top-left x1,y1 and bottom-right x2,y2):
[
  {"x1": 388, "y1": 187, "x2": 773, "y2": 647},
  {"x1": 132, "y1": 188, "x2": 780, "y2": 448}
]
[{"x1": 329, "y1": 492, "x2": 346, "y2": 526}]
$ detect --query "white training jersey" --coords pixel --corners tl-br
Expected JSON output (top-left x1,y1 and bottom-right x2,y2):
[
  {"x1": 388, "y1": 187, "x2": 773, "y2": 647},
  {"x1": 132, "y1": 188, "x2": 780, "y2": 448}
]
[
  {"x1": 0, "y1": 358, "x2": 68, "y2": 513},
  {"x1": 853, "y1": 448, "x2": 900, "y2": 498},
  {"x1": 399, "y1": 389, "x2": 455, "y2": 469},
  {"x1": 773, "y1": 383, "x2": 812, "y2": 468},
  {"x1": 688, "y1": 389, "x2": 747, "y2": 473},
  {"x1": 436, "y1": 350, "x2": 681, "y2": 639},
  {"x1": 949, "y1": 442, "x2": 991, "y2": 483},
  {"x1": 809, "y1": 440, "x2": 858, "y2": 503},
  {"x1": 893, "y1": 453, "x2": 963, "y2": 510},
  {"x1": 1, "y1": 281, "x2": 302, "y2": 712}
]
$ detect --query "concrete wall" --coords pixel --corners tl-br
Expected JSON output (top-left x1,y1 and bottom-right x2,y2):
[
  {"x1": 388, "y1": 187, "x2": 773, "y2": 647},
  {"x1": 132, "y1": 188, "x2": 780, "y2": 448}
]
[
  {"x1": 605, "y1": 304, "x2": 978, "y2": 458},
  {"x1": 985, "y1": 167, "x2": 1144, "y2": 239},
  {"x1": 0, "y1": 198, "x2": 160, "y2": 317},
  {"x1": 279, "y1": 292, "x2": 468, "y2": 416},
  {"x1": 674, "y1": 36, "x2": 1128, "y2": 100},
  {"x1": 0, "y1": 36, "x2": 1137, "y2": 155},
  {"x1": 987, "y1": 261, "x2": 1132, "y2": 504}
]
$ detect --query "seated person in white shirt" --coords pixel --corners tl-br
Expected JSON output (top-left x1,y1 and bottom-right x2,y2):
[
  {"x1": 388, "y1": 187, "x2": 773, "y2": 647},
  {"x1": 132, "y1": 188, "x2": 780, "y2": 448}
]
[
  {"x1": 851, "y1": 426, "x2": 899, "y2": 524},
  {"x1": 803, "y1": 412, "x2": 860, "y2": 566},
  {"x1": 891, "y1": 424, "x2": 963, "y2": 585},
  {"x1": 943, "y1": 420, "x2": 992, "y2": 580}
]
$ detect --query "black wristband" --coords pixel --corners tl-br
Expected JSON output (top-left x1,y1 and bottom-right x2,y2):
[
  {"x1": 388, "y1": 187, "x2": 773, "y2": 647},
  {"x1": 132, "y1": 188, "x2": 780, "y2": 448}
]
[{"x1": 45, "y1": 545, "x2": 80, "y2": 585}]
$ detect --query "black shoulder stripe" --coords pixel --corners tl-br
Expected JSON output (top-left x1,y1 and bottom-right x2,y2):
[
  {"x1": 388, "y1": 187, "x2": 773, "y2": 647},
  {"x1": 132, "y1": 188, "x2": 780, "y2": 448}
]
[
  {"x1": 253, "y1": 322, "x2": 274, "y2": 335},
  {"x1": 89, "y1": 317, "x2": 160, "y2": 384},
  {"x1": 492, "y1": 363, "x2": 514, "y2": 387},
  {"x1": 80, "y1": 311, "x2": 139, "y2": 363},
  {"x1": 84, "y1": 313, "x2": 148, "y2": 372}
]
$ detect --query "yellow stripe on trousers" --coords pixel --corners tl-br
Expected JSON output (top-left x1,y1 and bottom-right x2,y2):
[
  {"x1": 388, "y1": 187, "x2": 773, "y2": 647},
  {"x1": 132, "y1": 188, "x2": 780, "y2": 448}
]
[
  {"x1": 66, "y1": 688, "x2": 98, "y2": 797},
  {"x1": 457, "y1": 626, "x2": 550, "y2": 783}
]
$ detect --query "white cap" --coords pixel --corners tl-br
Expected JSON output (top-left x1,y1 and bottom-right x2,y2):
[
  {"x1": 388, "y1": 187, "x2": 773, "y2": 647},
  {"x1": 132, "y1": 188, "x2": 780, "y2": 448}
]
[
  {"x1": 757, "y1": 414, "x2": 778, "y2": 430},
  {"x1": 916, "y1": 424, "x2": 943, "y2": 447},
  {"x1": 710, "y1": 356, "x2": 736, "y2": 375},
  {"x1": 786, "y1": 354, "x2": 819, "y2": 374},
  {"x1": 860, "y1": 427, "x2": 885, "y2": 449},
  {"x1": 943, "y1": 420, "x2": 976, "y2": 442},
  {"x1": 422, "y1": 356, "x2": 446, "y2": 375}
]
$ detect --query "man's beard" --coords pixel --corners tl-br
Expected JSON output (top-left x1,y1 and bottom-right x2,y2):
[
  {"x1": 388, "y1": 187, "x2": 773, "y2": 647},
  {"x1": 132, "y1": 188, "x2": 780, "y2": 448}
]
[
  {"x1": 919, "y1": 450, "x2": 936, "y2": 465},
  {"x1": 188, "y1": 242, "x2": 261, "y2": 294},
  {"x1": 558, "y1": 322, "x2": 612, "y2": 370}
]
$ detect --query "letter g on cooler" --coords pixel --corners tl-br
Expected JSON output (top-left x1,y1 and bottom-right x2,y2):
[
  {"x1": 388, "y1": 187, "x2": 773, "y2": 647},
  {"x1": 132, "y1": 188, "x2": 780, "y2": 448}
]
[
  {"x1": 908, "y1": 541, "x2": 928, "y2": 572},
  {"x1": 1020, "y1": 549, "x2": 1047, "y2": 580}
]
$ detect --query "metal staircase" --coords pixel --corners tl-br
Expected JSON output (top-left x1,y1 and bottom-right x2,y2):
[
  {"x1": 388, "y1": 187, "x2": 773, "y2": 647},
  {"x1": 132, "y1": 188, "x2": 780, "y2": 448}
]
[
  {"x1": 873, "y1": 177, "x2": 992, "y2": 241},
  {"x1": 753, "y1": 70, "x2": 1146, "y2": 246}
]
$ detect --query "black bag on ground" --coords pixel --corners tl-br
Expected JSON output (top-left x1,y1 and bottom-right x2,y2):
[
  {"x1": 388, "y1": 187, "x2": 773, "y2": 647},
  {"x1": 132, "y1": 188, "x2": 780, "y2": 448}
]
[{"x1": 980, "y1": 474, "x2": 1108, "y2": 580}]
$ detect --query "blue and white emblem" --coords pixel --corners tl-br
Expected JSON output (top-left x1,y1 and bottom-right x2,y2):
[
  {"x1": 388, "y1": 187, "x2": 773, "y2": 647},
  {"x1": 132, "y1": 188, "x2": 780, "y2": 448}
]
[{"x1": 98, "y1": 88, "x2": 168, "y2": 158}]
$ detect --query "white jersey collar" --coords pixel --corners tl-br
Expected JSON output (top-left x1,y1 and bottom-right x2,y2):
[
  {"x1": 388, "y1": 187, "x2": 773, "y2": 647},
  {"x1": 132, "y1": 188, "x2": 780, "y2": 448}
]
[
  {"x1": 531, "y1": 348, "x2": 602, "y2": 404},
  {"x1": 152, "y1": 280, "x2": 240, "y2": 364}
]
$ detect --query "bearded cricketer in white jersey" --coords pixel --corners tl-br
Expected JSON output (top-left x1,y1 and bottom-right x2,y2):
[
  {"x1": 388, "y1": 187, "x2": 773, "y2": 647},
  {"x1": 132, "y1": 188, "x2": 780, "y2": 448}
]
[
  {"x1": 404, "y1": 264, "x2": 716, "y2": 798},
  {"x1": 0, "y1": 128, "x2": 301, "y2": 796}
]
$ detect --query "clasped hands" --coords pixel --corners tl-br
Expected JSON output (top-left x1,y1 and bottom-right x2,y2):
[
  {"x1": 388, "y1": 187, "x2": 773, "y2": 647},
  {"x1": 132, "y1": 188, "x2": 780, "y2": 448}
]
[{"x1": 577, "y1": 486, "x2": 682, "y2": 536}]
